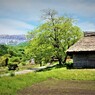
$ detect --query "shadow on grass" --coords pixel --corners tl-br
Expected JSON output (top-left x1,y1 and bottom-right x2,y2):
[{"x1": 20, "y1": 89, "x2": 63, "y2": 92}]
[
  {"x1": 37, "y1": 64, "x2": 66, "y2": 72},
  {"x1": 36, "y1": 62, "x2": 95, "y2": 72}
]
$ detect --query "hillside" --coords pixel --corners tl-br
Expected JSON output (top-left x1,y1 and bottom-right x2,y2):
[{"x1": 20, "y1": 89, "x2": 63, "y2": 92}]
[{"x1": 0, "y1": 35, "x2": 27, "y2": 45}]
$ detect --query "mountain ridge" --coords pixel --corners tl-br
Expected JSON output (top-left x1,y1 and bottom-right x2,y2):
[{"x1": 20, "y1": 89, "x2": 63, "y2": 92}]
[{"x1": 0, "y1": 34, "x2": 27, "y2": 45}]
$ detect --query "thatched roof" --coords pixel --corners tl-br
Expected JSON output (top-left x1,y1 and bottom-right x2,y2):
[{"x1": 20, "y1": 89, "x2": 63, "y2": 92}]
[{"x1": 67, "y1": 32, "x2": 95, "y2": 52}]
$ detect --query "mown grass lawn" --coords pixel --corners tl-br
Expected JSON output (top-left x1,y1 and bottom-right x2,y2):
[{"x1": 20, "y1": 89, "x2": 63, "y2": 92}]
[{"x1": 0, "y1": 67, "x2": 95, "y2": 95}]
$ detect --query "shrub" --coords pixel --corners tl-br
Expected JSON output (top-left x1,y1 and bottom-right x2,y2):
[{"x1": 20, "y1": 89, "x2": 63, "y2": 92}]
[
  {"x1": 0, "y1": 57, "x2": 6, "y2": 67},
  {"x1": 8, "y1": 63, "x2": 18, "y2": 70},
  {"x1": 9, "y1": 57, "x2": 20, "y2": 63},
  {"x1": 65, "y1": 62, "x2": 73, "y2": 69},
  {"x1": 0, "y1": 55, "x2": 9, "y2": 67},
  {"x1": 21, "y1": 62, "x2": 26, "y2": 66}
]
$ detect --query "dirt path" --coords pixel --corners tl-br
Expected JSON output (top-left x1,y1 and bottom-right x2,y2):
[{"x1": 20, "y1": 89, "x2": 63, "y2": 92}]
[
  {"x1": 18, "y1": 79, "x2": 95, "y2": 95},
  {"x1": 15, "y1": 64, "x2": 56, "y2": 75}
]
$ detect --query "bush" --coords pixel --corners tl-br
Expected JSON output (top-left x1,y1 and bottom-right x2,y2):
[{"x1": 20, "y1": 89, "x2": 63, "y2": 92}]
[
  {"x1": 8, "y1": 63, "x2": 18, "y2": 70},
  {"x1": 0, "y1": 54, "x2": 9, "y2": 67},
  {"x1": 9, "y1": 57, "x2": 20, "y2": 63},
  {"x1": 21, "y1": 62, "x2": 26, "y2": 66},
  {"x1": 0, "y1": 57, "x2": 6, "y2": 67},
  {"x1": 65, "y1": 62, "x2": 73, "y2": 69}
]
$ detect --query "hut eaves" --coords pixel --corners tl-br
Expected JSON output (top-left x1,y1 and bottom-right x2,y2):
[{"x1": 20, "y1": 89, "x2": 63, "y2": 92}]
[{"x1": 67, "y1": 32, "x2": 95, "y2": 52}]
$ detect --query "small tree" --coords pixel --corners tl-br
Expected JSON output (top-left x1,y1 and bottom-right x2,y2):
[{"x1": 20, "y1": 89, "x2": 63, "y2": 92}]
[
  {"x1": 0, "y1": 54, "x2": 10, "y2": 67},
  {"x1": 0, "y1": 45, "x2": 8, "y2": 56}
]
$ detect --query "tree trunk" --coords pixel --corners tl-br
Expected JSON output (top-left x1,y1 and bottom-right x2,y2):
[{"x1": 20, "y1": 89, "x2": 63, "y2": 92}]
[
  {"x1": 58, "y1": 57, "x2": 63, "y2": 66},
  {"x1": 40, "y1": 62, "x2": 42, "y2": 67},
  {"x1": 5, "y1": 58, "x2": 8, "y2": 66},
  {"x1": 63, "y1": 54, "x2": 67, "y2": 63}
]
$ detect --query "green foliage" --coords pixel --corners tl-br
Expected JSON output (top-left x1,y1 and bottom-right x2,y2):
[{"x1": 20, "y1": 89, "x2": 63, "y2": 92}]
[
  {"x1": 65, "y1": 63, "x2": 73, "y2": 69},
  {"x1": 25, "y1": 35, "x2": 54, "y2": 66},
  {"x1": 9, "y1": 57, "x2": 20, "y2": 63},
  {"x1": 0, "y1": 56, "x2": 6, "y2": 67},
  {"x1": 16, "y1": 42, "x2": 29, "y2": 47},
  {"x1": 0, "y1": 45, "x2": 8, "y2": 56},
  {"x1": 0, "y1": 54, "x2": 10, "y2": 67},
  {"x1": 0, "y1": 38, "x2": 30, "y2": 70},
  {"x1": 7, "y1": 46, "x2": 24, "y2": 57},
  {"x1": 0, "y1": 41, "x2": 29, "y2": 67},
  {"x1": 0, "y1": 45, "x2": 10, "y2": 67},
  {"x1": 20, "y1": 62, "x2": 26, "y2": 66},
  {"x1": 25, "y1": 9, "x2": 83, "y2": 66}
]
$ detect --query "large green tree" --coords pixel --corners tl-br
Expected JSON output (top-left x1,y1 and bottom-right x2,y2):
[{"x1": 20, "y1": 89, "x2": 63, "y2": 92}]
[
  {"x1": 26, "y1": 9, "x2": 83, "y2": 65},
  {"x1": 25, "y1": 31, "x2": 54, "y2": 66}
]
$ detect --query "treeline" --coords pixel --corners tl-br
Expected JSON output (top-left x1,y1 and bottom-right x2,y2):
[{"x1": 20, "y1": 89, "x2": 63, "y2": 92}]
[{"x1": 0, "y1": 43, "x2": 29, "y2": 69}]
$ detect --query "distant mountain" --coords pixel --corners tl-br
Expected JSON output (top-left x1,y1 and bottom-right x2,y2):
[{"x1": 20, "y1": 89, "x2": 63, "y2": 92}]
[{"x1": 0, "y1": 35, "x2": 27, "y2": 45}]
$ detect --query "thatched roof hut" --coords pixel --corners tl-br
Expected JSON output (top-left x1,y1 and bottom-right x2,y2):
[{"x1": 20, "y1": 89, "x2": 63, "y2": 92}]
[
  {"x1": 67, "y1": 32, "x2": 95, "y2": 53},
  {"x1": 67, "y1": 32, "x2": 95, "y2": 68}
]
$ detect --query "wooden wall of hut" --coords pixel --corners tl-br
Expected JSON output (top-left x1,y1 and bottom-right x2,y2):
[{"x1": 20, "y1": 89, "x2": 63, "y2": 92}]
[{"x1": 73, "y1": 53, "x2": 95, "y2": 68}]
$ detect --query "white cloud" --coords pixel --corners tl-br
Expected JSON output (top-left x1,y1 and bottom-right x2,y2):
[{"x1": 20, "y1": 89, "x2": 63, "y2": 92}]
[{"x1": 0, "y1": 19, "x2": 35, "y2": 35}]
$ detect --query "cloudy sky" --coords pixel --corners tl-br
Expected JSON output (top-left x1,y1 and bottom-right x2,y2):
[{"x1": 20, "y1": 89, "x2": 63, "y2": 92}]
[{"x1": 0, "y1": 0, "x2": 95, "y2": 35}]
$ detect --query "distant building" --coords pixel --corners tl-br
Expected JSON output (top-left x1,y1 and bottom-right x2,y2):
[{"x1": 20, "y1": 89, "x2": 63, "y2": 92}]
[{"x1": 67, "y1": 32, "x2": 95, "y2": 68}]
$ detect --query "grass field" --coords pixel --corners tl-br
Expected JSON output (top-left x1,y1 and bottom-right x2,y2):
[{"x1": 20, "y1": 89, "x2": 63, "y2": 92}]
[{"x1": 0, "y1": 67, "x2": 95, "y2": 95}]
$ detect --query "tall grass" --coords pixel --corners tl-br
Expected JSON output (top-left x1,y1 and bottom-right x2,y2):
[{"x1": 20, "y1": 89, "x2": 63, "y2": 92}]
[{"x1": 0, "y1": 67, "x2": 95, "y2": 95}]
